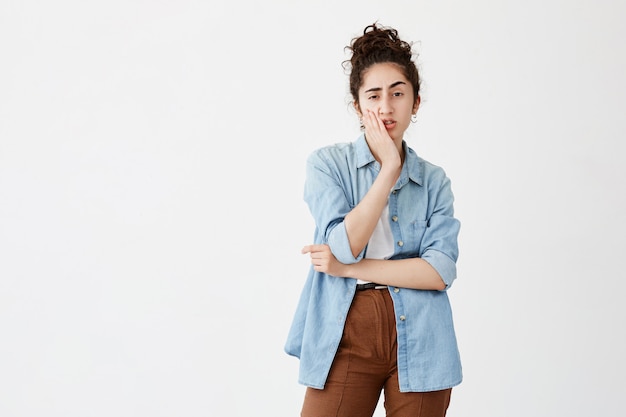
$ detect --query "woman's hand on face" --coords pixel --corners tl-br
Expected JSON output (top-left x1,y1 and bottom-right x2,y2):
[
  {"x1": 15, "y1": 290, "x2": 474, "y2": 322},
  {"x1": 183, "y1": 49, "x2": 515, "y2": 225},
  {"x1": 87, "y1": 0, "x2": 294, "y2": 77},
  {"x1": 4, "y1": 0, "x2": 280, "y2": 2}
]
[
  {"x1": 362, "y1": 109, "x2": 401, "y2": 169},
  {"x1": 301, "y1": 244, "x2": 345, "y2": 277}
]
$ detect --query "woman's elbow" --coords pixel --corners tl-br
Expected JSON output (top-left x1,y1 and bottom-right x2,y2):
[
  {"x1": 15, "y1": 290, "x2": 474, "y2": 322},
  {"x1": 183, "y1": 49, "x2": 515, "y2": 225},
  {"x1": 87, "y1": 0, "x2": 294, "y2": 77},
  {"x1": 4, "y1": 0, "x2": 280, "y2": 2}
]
[{"x1": 433, "y1": 278, "x2": 447, "y2": 291}]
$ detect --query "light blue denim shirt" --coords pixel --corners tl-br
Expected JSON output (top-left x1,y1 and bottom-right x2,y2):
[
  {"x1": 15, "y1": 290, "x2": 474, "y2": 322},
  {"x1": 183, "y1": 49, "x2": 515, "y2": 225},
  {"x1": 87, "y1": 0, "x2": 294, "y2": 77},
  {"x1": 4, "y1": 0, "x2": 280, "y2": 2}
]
[{"x1": 285, "y1": 134, "x2": 462, "y2": 392}]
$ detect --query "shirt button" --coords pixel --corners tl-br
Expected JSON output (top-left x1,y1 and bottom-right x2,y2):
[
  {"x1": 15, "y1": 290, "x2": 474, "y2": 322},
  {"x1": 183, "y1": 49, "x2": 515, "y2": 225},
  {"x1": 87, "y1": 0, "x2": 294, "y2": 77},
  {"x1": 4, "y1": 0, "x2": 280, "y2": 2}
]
[
  {"x1": 391, "y1": 215, "x2": 398, "y2": 222},
  {"x1": 393, "y1": 288, "x2": 400, "y2": 293},
  {"x1": 399, "y1": 315, "x2": 406, "y2": 321},
  {"x1": 397, "y1": 240, "x2": 404, "y2": 247}
]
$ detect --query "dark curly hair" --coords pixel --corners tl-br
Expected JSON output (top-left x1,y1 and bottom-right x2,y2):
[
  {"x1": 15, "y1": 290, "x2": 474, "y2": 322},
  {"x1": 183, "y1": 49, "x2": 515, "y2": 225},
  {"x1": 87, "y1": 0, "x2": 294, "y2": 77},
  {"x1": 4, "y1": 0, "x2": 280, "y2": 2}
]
[{"x1": 344, "y1": 23, "x2": 421, "y2": 106}]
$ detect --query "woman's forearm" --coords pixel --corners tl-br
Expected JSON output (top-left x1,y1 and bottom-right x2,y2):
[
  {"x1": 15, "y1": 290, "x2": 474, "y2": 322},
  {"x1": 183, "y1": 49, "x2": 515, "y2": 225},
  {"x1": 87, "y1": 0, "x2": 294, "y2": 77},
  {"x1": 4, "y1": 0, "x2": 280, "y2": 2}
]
[
  {"x1": 342, "y1": 257, "x2": 446, "y2": 291},
  {"x1": 343, "y1": 165, "x2": 399, "y2": 258}
]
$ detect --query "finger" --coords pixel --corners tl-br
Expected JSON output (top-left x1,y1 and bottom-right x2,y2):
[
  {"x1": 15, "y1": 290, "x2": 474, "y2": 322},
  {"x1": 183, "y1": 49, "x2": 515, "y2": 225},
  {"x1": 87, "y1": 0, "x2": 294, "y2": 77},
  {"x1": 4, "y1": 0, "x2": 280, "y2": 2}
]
[
  {"x1": 364, "y1": 111, "x2": 385, "y2": 138},
  {"x1": 309, "y1": 251, "x2": 324, "y2": 261},
  {"x1": 362, "y1": 110, "x2": 377, "y2": 131},
  {"x1": 311, "y1": 257, "x2": 323, "y2": 267},
  {"x1": 302, "y1": 244, "x2": 327, "y2": 254},
  {"x1": 366, "y1": 109, "x2": 383, "y2": 126}
]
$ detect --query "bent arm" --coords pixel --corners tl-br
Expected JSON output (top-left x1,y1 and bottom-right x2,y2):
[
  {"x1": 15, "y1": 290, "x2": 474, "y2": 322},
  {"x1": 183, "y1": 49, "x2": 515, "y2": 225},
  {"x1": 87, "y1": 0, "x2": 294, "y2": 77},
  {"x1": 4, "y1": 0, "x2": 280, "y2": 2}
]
[
  {"x1": 303, "y1": 244, "x2": 449, "y2": 291},
  {"x1": 304, "y1": 146, "x2": 399, "y2": 264},
  {"x1": 344, "y1": 164, "x2": 399, "y2": 258},
  {"x1": 344, "y1": 113, "x2": 402, "y2": 258}
]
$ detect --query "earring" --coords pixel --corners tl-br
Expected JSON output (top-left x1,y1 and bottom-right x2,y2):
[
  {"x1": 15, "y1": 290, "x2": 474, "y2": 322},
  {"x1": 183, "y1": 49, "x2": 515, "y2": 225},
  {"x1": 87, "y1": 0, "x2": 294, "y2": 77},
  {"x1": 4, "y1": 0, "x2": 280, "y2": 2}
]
[
  {"x1": 359, "y1": 117, "x2": 364, "y2": 130},
  {"x1": 411, "y1": 114, "x2": 418, "y2": 123}
]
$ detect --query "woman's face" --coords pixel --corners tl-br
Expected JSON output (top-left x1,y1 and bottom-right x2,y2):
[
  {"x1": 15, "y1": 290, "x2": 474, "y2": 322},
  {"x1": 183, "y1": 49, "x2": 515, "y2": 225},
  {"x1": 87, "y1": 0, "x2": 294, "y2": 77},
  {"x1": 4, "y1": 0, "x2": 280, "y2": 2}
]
[{"x1": 355, "y1": 62, "x2": 420, "y2": 143}]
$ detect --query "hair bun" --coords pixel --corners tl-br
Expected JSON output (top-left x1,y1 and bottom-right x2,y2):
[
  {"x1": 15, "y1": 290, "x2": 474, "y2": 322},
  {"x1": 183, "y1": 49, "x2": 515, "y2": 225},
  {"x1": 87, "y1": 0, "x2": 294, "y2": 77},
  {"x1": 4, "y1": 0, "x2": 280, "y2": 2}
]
[{"x1": 349, "y1": 23, "x2": 413, "y2": 63}]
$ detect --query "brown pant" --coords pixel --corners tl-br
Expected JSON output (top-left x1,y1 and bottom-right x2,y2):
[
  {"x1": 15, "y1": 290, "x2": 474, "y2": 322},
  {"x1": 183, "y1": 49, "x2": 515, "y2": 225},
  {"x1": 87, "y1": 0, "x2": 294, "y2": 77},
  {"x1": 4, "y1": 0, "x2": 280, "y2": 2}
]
[{"x1": 301, "y1": 289, "x2": 451, "y2": 417}]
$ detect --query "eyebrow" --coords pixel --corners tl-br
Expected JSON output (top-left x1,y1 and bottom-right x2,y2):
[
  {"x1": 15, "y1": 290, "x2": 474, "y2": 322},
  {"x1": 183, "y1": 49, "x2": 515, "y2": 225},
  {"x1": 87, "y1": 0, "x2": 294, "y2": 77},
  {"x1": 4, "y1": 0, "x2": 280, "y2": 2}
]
[{"x1": 364, "y1": 81, "x2": 407, "y2": 93}]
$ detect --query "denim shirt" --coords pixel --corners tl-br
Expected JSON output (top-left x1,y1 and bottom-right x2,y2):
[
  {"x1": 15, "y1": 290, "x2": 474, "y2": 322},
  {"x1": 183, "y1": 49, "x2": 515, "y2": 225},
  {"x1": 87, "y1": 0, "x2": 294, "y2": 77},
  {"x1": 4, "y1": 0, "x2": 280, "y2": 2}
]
[{"x1": 285, "y1": 134, "x2": 462, "y2": 392}]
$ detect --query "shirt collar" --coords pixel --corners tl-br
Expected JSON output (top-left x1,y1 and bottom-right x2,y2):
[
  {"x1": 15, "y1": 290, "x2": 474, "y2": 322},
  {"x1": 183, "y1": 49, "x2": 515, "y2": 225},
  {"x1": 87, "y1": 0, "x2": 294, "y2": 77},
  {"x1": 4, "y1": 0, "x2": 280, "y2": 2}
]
[
  {"x1": 403, "y1": 142, "x2": 424, "y2": 187},
  {"x1": 355, "y1": 134, "x2": 376, "y2": 168}
]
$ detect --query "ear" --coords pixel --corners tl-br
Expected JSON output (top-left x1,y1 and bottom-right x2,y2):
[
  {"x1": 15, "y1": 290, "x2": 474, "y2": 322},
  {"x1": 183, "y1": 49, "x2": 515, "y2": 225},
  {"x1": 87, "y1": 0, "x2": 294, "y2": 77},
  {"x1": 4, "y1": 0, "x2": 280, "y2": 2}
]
[
  {"x1": 354, "y1": 100, "x2": 362, "y2": 118},
  {"x1": 412, "y1": 95, "x2": 421, "y2": 114}
]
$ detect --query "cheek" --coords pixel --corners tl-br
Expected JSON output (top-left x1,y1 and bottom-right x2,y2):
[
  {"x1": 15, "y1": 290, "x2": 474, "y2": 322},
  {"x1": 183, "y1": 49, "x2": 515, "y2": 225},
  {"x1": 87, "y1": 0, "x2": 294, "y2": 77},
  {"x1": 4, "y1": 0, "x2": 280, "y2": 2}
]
[{"x1": 357, "y1": 100, "x2": 372, "y2": 112}]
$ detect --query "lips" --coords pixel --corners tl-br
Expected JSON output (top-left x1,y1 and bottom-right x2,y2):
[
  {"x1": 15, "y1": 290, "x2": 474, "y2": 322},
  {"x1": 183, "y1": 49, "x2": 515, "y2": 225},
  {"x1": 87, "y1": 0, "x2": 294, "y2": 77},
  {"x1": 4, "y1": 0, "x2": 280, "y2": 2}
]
[{"x1": 382, "y1": 119, "x2": 396, "y2": 130}]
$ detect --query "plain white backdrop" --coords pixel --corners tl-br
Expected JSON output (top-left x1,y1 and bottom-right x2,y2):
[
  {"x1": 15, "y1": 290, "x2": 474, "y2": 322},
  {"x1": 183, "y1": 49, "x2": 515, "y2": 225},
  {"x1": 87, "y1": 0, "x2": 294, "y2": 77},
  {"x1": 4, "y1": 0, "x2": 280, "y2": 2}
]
[{"x1": 1, "y1": 0, "x2": 625, "y2": 416}]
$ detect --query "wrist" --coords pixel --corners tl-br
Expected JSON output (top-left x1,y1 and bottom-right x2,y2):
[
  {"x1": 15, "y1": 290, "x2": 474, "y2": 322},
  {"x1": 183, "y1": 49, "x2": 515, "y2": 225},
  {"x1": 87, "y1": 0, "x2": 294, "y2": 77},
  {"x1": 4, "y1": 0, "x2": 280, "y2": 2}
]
[
  {"x1": 341, "y1": 262, "x2": 358, "y2": 279},
  {"x1": 378, "y1": 164, "x2": 401, "y2": 184}
]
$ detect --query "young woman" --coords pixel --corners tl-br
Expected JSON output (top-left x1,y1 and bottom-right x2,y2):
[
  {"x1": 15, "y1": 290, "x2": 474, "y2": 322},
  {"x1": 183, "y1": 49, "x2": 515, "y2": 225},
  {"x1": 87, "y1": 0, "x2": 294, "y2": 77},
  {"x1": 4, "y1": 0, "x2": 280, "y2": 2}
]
[{"x1": 285, "y1": 23, "x2": 462, "y2": 417}]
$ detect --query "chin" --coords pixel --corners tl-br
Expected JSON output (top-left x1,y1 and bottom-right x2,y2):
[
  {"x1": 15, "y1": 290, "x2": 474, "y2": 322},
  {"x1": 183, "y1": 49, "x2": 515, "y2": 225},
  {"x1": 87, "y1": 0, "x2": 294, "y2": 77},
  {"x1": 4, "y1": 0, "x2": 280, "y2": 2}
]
[{"x1": 391, "y1": 133, "x2": 404, "y2": 143}]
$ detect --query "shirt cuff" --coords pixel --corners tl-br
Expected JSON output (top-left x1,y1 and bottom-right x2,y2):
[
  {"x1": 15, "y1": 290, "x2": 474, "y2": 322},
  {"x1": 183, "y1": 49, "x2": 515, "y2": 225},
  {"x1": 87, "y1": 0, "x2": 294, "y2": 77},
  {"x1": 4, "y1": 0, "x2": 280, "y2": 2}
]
[
  {"x1": 422, "y1": 249, "x2": 457, "y2": 290},
  {"x1": 327, "y1": 222, "x2": 364, "y2": 264}
]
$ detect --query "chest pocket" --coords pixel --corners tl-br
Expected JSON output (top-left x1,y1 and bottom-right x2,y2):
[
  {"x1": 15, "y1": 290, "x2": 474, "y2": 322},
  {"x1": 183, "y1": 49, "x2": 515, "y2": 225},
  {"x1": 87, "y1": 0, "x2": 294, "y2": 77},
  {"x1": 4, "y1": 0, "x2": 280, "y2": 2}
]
[{"x1": 403, "y1": 219, "x2": 429, "y2": 255}]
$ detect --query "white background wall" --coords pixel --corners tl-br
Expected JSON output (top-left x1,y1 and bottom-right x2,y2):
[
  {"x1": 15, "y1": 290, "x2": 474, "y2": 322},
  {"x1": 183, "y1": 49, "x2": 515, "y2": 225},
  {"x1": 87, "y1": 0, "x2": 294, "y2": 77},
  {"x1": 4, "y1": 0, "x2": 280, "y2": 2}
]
[{"x1": 1, "y1": 1, "x2": 625, "y2": 416}]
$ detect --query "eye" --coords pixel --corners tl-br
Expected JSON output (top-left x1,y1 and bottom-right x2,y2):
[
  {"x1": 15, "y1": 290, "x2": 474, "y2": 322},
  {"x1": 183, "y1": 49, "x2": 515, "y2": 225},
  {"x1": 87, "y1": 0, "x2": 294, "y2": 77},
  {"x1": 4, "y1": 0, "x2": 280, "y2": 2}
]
[
  {"x1": 368, "y1": 95, "x2": 379, "y2": 100},
  {"x1": 393, "y1": 91, "x2": 403, "y2": 97}
]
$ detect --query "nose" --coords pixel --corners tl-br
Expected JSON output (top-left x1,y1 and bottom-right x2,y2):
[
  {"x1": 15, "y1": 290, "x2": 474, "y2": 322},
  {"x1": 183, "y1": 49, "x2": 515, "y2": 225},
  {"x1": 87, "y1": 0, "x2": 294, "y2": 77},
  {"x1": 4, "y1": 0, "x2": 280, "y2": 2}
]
[{"x1": 378, "y1": 96, "x2": 393, "y2": 115}]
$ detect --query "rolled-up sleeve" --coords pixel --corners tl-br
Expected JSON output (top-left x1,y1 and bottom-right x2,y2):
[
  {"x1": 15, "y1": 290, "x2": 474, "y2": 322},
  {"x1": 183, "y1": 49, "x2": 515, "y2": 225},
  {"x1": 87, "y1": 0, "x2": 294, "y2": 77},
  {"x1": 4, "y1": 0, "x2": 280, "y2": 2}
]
[
  {"x1": 304, "y1": 150, "x2": 364, "y2": 264},
  {"x1": 419, "y1": 174, "x2": 461, "y2": 289}
]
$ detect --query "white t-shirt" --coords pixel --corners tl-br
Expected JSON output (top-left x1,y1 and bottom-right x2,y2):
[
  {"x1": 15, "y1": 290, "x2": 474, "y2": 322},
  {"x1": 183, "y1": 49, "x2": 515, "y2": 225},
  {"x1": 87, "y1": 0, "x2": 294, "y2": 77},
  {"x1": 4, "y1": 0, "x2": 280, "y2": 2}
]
[{"x1": 357, "y1": 203, "x2": 394, "y2": 285}]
